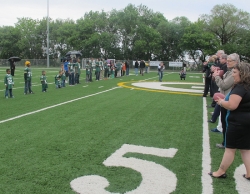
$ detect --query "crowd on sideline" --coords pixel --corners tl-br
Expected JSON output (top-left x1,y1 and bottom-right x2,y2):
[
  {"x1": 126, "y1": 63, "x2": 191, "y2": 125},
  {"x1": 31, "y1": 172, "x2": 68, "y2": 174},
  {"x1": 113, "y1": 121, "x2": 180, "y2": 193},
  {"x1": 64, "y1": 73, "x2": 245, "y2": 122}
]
[{"x1": 201, "y1": 50, "x2": 250, "y2": 182}]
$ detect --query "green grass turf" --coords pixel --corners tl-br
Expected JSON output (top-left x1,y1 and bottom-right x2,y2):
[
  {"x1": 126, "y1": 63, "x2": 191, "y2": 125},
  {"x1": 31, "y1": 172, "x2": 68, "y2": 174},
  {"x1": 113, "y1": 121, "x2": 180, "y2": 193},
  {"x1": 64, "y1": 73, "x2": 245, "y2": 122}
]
[{"x1": 0, "y1": 67, "x2": 244, "y2": 193}]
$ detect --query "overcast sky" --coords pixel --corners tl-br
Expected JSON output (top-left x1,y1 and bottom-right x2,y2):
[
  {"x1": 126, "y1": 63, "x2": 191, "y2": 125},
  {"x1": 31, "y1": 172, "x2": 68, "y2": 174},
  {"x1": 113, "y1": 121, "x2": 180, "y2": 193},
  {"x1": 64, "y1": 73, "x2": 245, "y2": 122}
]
[{"x1": 2, "y1": 0, "x2": 250, "y2": 26}]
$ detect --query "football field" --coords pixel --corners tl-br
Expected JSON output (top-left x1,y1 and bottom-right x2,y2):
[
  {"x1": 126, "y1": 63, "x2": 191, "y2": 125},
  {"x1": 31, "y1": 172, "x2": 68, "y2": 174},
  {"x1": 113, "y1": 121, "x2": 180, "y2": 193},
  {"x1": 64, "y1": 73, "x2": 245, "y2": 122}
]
[{"x1": 0, "y1": 67, "x2": 249, "y2": 194}]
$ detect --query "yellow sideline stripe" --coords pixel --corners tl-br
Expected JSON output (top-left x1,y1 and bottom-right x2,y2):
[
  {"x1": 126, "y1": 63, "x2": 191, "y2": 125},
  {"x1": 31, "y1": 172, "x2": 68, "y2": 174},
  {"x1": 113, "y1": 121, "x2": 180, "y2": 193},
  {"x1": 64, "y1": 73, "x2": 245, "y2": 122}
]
[{"x1": 118, "y1": 81, "x2": 202, "y2": 96}]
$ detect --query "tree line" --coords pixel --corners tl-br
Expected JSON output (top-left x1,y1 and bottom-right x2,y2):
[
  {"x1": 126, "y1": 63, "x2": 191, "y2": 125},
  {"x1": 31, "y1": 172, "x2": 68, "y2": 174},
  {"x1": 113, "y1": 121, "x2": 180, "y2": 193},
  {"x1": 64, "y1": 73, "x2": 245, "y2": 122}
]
[{"x1": 0, "y1": 3, "x2": 250, "y2": 64}]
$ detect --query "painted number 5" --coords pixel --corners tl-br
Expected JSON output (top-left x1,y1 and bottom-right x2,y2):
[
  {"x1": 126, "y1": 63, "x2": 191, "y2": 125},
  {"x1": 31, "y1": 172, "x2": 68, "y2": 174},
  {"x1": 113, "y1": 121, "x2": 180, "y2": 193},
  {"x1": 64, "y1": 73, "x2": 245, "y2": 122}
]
[{"x1": 70, "y1": 144, "x2": 178, "y2": 194}]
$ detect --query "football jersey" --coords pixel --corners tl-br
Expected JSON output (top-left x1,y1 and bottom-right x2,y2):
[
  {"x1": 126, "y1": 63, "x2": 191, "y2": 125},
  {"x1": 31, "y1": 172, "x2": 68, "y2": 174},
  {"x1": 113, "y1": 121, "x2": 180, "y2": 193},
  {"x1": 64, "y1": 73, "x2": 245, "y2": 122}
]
[
  {"x1": 85, "y1": 65, "x2": 91, "y2": 75},
  {"x1": 95, "y1": 63, "x2": 100, "y2": 72},
  {"x1": 40, "y1": 75, "x2": 47, "y2": 84},
  {"x1": 24, "y1": 67, "x2": 32, "y2": 81},
  {"x1": 55, "y1": 74, "x2": 61, "y2": 85},
  {"x1": 4, "y1": 74, "x2": 14, "y2": 89},
  {"x1": 68, "y1": 63, "x2": 74, "y2": 73}
]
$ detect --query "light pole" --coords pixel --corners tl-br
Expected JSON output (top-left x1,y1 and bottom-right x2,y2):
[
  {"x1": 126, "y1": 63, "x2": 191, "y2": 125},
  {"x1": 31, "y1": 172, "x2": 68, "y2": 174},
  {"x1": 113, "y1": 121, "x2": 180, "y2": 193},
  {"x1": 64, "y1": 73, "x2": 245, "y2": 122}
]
[{"x1": 47, "y1": 0, "x2": 50, "y2": 68}]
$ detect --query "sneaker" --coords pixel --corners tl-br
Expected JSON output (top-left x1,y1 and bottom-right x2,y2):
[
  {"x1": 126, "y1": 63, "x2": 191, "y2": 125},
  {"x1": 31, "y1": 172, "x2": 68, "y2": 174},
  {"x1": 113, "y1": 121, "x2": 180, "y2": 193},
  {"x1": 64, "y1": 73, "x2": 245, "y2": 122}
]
[
  {"x1": 211, "y1": 128, "x2": 221, "y2": 133},
  {"x1": 208, "y1": 119, "x2": 216, "y2": 123},
  {"x1": 216, "y1": 144, "x2": 225, "y2": 149},
  {"x1": 24, "y1": 93, "x2": 27, "y2": 95},
  {"x1": 5, "y1": 96, "x2": 8, "y2": 99},
  {"x1": 11, "y1": 96, "x2": 14, "y2": 98}
]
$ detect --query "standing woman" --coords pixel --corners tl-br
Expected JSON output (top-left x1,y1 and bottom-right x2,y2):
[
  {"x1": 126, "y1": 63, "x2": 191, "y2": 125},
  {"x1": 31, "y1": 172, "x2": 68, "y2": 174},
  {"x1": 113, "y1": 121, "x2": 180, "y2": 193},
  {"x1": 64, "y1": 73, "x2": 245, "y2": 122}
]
[
  {"x1": 10, "y1": 58, "x2": 15, "y2": 76},
  {"x1": 213, "y1": 53, "x2": 237, "y2": 148},
  {"x1": 209, "y1": 62, "x2": 250, "y2": 180},
  {"x1": 134, "y1": 60, "x2": 139, "y2": 76}
]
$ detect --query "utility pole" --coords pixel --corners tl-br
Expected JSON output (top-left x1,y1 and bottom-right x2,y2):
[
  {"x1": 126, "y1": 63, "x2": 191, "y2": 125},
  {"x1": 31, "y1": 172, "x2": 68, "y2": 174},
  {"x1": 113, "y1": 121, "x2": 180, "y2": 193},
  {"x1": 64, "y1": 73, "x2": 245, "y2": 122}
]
[{"x1": 47, "y1": 0, "x2": 50, "y2": 67}]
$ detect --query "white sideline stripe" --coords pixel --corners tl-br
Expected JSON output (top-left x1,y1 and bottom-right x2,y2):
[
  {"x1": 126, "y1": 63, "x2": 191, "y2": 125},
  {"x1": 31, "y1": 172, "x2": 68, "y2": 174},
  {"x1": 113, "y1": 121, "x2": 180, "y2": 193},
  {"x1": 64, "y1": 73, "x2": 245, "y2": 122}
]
[
  {"x1": 202, "y1": 97, "x2": 213, "y2": 194},
  {"x1": 189, "y1": 76, "x2": 200, "y2": 78},
  {"x1": 192, "y1": 86, "x2": 204, "y2": 89},
  {"x1": 0, "y1": 87, "x2": 120, "y2": 124}
]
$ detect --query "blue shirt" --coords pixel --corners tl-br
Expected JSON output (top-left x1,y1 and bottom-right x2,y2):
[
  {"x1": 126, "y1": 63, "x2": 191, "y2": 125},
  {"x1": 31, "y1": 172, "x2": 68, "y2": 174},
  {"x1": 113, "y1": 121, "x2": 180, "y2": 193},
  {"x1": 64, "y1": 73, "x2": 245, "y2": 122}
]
[{"x1": 64, "y1": 61, "x2": 69, "y2": 71}]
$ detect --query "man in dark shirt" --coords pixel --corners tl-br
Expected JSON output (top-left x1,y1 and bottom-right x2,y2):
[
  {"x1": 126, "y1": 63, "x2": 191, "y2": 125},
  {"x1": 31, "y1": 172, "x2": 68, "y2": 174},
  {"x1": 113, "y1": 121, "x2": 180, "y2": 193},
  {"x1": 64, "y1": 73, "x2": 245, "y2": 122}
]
[
  {"x1": 134, "y1": 60, "x2": 139, "y2": 76},
  {"x1": 139, "y1": 60, "x2": 146, "y2": 76},
  {"x1": 9, "y1": 59, "x2": 15, "y2": 76}
]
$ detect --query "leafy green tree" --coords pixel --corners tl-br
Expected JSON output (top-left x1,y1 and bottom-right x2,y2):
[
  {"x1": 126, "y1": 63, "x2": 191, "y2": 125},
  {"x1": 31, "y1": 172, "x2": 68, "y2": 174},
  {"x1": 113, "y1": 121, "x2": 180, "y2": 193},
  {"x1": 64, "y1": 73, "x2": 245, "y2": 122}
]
[
  {"x1": 131, "y1": 5, "x2": 164, "y2": 60},
  {"x1": 157, "y1": 16, "x2": 191, "y2": 61},
  {"x1": 0, "y1": 26, "x2": 21, "y2": 58},
  {"x1": 180, "y1": 20, "x2": 218, "y2": 64},
  {"x1": 15, "y1": 18, "x2": 43, "y2": 59},
  {"x1": 115, "y1": 4, "x2": 139, "y2": 59},
  {"x1": 200, "y1": 4, "x2": 250, "y2": 45},
  {"x1": 74, "y1": 10, "x2": 118, "y2": 58},
  {"x1": 50, "y1": 19, "x2": 76, "y2": 58}
]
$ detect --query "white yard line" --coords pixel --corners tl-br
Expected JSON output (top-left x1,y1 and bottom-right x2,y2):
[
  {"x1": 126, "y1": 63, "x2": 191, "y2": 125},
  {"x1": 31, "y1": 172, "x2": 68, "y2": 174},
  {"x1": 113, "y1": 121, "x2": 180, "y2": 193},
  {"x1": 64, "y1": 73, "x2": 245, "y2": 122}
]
[
  {"x1": 0, "y1": 87, "x2": 120, "y2": 124},
  {"x1": 192, "y1": 86, "x2": 204, "y2": 89},
  {"x1": 202, "y1": 97, "x2": 213, "y2": 194}
]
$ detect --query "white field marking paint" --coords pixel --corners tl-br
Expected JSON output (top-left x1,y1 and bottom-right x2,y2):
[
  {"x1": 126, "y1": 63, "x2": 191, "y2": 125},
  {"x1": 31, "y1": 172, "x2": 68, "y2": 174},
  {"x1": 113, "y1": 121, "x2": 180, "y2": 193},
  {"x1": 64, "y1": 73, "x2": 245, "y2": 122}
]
[
  {"x1": 189, "y1": 76, "x2": 200, "y2": 78},
  {"x1": 132, "y1": 82, "x2": 204, "y2": 93},
  {"x1": 70, "y1": 144, "x2": 178, "y2": 194},
  {"x1": 192, "y1": 86, "x2": 204, "y2": 89},
  {"x1": 98, "y1": 86, "x2": 104, "y2": 88},
  {"x1": 202, "y1": 97, "x2": 213, "y2": 194},
  {"x1": 128, "y1": 82, "x2": 213, "y2": 194},
  {"x1": 82, "y1": 85, "x2": 88, "y2": 87},
  {"x1": 234, "y1": 164, "x2": 250, "y2": 193},
  {"x1": 0, "y1": 87, "x2": 120, "y2": 124}
]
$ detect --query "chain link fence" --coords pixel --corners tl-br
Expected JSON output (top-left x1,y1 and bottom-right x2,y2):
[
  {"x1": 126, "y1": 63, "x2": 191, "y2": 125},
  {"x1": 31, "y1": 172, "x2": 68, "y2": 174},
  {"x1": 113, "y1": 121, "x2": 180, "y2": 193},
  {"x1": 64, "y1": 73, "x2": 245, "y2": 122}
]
[{"x1": 0, "y1": 59, "x2": 202, "y2": 71}]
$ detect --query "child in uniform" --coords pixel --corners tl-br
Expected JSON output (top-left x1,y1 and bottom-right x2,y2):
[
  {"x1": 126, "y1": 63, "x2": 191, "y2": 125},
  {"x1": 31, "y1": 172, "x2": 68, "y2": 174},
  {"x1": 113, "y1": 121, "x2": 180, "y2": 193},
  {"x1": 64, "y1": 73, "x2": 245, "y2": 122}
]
[
  {"x1": 55, "y1": 71, "x2": 62, "y2": 88},
  {"x1": 24, "y1": 61, "x2": 34, "y2": 94},
  {"x1": 4, "y1": 69, "x2": 14, "y2": 98},
  {"x1": 40, "y1": 70, "x2": 48, "y2": 92},
  {"x1": 60, "y1": 64, "x2": 66, "y2": 87},
  {"x1": 85, "y1": 62, "x2": 90, "y2": 83}
]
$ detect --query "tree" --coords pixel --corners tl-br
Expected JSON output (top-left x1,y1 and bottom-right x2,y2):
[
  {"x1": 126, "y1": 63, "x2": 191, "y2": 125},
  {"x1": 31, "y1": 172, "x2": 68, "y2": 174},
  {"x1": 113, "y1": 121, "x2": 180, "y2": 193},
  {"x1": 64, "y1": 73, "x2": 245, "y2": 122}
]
[
  {"x1": 0, "y1": 26, "x2": 21, "y2": 58},
  {"x1": 157, "y1": 16, "x2": 191, "y2": 61},
  {"x1": 50, "y1": 19, "x2": 76, "y2": 58},
  {"x1": 200, "y1": 4, "x2": 250, "y2": 46},
  {"x1": 15, "y1": 18, "x2": 42, "y2": 59},
  {"x1": 180, "y1": 20, "x2": 218, "y2": 64}
]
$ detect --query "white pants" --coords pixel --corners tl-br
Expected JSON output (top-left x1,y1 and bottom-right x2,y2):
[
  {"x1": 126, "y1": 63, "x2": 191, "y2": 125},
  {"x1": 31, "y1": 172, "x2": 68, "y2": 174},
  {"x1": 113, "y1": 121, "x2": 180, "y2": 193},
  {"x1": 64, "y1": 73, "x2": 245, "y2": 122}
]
[{"x1": 216, "y1": 114, "x2": 223, "y2": 132}]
